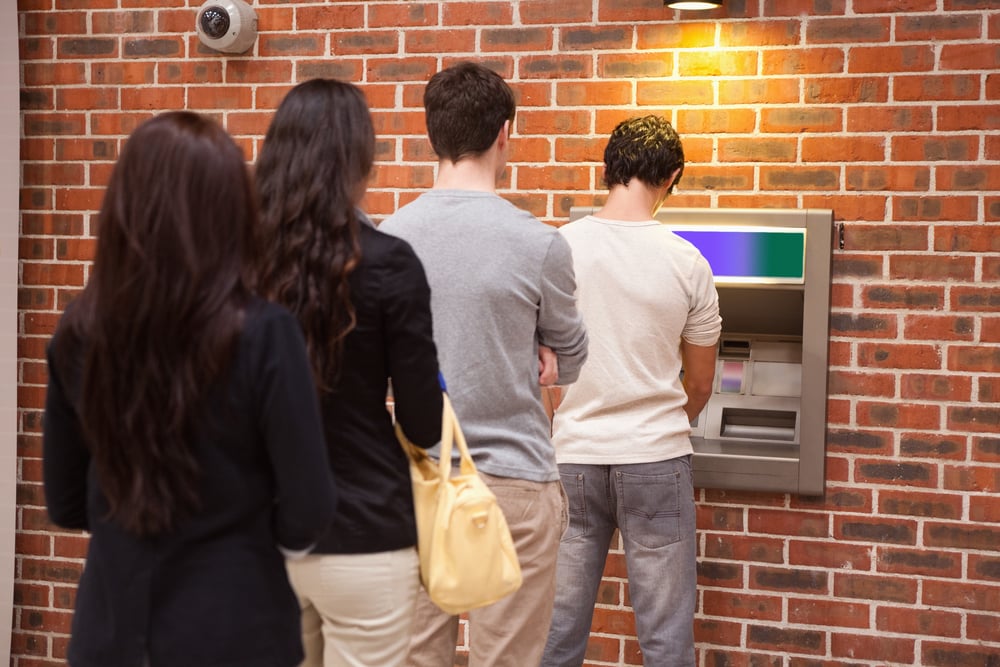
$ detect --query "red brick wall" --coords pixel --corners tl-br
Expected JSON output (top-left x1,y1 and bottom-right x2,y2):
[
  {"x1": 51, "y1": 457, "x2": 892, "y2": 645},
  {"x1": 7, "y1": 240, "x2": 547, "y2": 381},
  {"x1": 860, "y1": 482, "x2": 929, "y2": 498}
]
[{"x1": 15, "y1": 0, "x2": 1000, "y2": 665}]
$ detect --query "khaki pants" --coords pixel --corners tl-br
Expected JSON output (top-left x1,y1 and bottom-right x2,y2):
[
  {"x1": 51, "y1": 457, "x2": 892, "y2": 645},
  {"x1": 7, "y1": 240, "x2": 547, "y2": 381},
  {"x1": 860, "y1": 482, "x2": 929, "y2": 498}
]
[
  {"x1": 287, "y1": 547, "x2": 420, "y2": 667},
  {"x1": 405, "y1": 473, "x2": 567, "y2": 667}
]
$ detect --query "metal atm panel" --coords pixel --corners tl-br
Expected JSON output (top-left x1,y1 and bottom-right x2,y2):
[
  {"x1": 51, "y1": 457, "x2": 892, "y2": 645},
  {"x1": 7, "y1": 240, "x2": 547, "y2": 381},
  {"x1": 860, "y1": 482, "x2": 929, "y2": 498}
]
[{"x1": 568, "y1": 207, "x2": 833, "y2": 495}]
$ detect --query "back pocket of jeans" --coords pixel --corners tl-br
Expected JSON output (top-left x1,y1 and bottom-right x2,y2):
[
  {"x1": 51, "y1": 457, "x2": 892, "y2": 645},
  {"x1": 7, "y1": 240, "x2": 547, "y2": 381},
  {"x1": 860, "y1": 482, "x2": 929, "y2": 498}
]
[{"x1": 617, "y1": 470, "x2": 681, "y2": 549}]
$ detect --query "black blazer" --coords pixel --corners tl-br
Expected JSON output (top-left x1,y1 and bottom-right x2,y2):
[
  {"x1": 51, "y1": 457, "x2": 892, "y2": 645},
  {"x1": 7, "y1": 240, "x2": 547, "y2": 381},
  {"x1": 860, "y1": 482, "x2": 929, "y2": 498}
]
[
  {"x1": 312, "y1": 221, "x2": 442, "y2": 554},
  {"x1": 43, "y1": 299, "x2": 337, "y2": 667}
]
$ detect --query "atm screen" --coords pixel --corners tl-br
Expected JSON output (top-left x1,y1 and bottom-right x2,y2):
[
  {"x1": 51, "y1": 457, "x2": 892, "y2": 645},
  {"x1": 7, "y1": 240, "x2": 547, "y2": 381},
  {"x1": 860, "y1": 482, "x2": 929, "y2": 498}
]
[{"x1": 667, "y1": 226, "x2": 806, "y2": 284}]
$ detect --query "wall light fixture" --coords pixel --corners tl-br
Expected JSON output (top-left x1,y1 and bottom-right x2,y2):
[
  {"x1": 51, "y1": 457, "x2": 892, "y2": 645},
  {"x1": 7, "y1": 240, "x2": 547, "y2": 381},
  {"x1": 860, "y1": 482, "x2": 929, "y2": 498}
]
[{"x1": 665, "y1": 0, "x2": 723, "y2": 9}]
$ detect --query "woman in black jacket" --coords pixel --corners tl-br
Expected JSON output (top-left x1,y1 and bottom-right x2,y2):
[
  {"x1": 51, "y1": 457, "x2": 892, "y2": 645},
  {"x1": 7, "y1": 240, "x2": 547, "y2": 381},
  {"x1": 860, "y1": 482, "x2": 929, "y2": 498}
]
[
  {"x1": 255, "y1": 80, "x2": 442, "y2": 667},
  {"x1": 42, "y1": 111, "x2": 337, "y2": 666}
]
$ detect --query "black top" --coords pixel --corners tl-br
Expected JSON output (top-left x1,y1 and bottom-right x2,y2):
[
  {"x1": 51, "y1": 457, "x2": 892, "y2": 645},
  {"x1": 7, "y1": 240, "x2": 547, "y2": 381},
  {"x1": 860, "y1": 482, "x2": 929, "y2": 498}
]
[
  {"x1": 313, "y1": 222, "x2": 442, "y2": 554},
  {"x1": 43, "y1": 299, "x2": 337, "y2": 667}
]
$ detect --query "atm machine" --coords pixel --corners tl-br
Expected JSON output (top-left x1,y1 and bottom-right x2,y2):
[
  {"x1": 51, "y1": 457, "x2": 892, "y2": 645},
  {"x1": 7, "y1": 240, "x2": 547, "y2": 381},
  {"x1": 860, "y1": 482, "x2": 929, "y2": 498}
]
[{"x1": 569, "y1": 207, "x2": 834, "y2": 496}]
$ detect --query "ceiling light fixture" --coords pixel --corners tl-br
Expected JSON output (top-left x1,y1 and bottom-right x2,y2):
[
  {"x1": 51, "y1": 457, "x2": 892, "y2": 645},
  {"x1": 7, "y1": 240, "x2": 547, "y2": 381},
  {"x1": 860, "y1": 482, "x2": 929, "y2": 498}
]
[{"x1": 665, "y1": 0, "x2": 723, "y2": 9}]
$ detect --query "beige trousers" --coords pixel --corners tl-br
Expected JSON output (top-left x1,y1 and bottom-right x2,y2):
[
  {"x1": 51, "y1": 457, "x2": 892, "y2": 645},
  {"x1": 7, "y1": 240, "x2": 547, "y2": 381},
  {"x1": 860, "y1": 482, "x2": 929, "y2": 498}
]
[
  {"x1": 286, "y1": 547, "x2": 420, "y2": 667},
  {"x1": 405, "y1": 473, "x2": 567, "y2": 667}
]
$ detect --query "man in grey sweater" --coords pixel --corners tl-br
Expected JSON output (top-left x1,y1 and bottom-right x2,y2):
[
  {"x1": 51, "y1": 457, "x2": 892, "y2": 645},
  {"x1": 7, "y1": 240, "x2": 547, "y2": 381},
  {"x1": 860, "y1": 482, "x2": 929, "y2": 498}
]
[{"x1": 379, "y1": 61, "x2": 588, "y2": 667}]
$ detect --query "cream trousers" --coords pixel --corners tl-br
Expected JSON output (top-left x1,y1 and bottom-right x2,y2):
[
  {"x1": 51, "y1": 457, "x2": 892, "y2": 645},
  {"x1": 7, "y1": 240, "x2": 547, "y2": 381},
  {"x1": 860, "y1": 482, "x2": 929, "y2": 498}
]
[{"x1": 286, "y1": 547, "x2": 420, "y2": 667}]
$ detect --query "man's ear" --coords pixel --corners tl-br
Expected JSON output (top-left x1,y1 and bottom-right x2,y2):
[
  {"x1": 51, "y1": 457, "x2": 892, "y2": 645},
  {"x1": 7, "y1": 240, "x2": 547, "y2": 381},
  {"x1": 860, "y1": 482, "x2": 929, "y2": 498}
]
[
  {"x1": 496, "y1": 119, "x2": 511, "y2": 150},
  {"x1": 664, "y1": 167, "x2": 682, "y2": 191}
]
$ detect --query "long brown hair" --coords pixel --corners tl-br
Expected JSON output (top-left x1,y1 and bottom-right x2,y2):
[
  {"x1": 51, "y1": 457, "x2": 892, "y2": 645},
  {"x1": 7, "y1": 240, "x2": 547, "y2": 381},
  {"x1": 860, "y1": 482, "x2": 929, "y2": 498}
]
[
  {"x1": 54, "y1": 111, "x2": 257, "y2": 537},
  {"x1": 255, "y1": 79, "x2": 375, "y2": 389}
]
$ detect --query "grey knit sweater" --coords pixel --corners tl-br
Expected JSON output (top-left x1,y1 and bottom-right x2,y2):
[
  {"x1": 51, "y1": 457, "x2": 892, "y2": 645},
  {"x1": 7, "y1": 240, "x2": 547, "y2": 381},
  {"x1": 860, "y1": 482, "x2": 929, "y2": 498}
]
[{"x1": 380, "y1": 190, "x2": 588, "y2": 482}]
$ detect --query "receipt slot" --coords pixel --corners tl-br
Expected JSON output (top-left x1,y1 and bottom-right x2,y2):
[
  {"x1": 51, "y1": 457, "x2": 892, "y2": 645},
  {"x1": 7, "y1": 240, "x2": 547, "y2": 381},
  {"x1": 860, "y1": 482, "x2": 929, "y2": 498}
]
[{"x1": 569, "y1": 207, "x2": 833, "y2": 495}]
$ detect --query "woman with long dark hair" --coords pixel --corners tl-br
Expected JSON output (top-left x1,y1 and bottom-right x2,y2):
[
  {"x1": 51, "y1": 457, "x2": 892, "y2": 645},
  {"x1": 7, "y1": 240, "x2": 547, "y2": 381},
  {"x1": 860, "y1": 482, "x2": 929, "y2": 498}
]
[
  {"x1": 43, "y1": 111, "x2": 337, "y2": 667},
  {"x1": 255, "y1": 79, "x2": 442, "y2": 667}
]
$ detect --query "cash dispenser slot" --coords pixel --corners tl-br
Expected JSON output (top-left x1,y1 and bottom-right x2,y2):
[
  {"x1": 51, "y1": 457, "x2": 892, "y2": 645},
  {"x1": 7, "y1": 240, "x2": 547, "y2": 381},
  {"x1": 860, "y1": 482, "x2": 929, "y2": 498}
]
[
  {"x1": 720, "y1": 408, "x2": 796, "y2": 441},
  {"x1": 720, "y1": 338, "x2": 751, "y2": 359}
]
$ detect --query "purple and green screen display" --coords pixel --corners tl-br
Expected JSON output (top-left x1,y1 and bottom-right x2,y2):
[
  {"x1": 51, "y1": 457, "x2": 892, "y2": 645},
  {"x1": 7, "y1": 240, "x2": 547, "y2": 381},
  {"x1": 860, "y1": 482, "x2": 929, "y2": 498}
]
[{"x1": 670, "y1": 227, "x2": 806, "y2": 282}]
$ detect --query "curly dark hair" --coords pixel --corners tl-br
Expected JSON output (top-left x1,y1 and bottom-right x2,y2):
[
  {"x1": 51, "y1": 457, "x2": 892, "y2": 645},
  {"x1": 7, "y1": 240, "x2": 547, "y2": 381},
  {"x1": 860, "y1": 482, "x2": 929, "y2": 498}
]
[
  {"x1": 603, "y1": 115, "x2": 685, "y2": 193},
  {"x1": 53, "y1": 111, "x2": 257, "y2": 537},
  {"x1": 255, "y1": 79, "x2": 375, "y2": 390}
]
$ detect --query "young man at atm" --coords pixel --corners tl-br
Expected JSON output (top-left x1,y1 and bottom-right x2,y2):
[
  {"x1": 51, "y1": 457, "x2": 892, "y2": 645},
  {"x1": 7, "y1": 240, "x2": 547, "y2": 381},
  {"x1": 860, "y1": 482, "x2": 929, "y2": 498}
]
[{"x1": 542, "y1": 116, "x2": 722, "y2": 667}]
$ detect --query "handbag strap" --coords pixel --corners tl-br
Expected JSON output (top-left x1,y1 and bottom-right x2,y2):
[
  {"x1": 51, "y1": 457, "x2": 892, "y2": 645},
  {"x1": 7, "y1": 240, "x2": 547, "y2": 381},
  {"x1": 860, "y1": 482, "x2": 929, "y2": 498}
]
[{"x1": 438, "y1": 394, "x2": 478, "y2": 480}]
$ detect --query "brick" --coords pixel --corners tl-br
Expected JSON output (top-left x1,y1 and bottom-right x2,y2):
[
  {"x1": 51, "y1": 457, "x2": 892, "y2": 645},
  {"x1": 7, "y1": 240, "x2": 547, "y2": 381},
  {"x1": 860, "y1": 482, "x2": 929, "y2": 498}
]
[
  {"x1": 831, "y1": 255, "x2": 882, "y2": 278},
  {"x1": 441, "y1": 2, "x2": 513, "y2": 26},
  {"x1": 846, "y1": 105, "x2": 932, "y2": 132},
  {"x1": 836, "y1": 516, "x2": 918, "y2": 544},
  {"x1": 598, "y1": 53, "x2": 670, "y2": 79},
  {"x1": 557, "y1": 81, "x2": 632, "y2": 107},
  {"x1": 894, "y1": 195, "x2": 979, "y2": 222},
  {"x1": 849, "y1": 45, "x2": 935, "y2": 73},
  {"x1": 892, "y1": 135, "x2": 979, "y2": 162},
  {"x1": 857, "y1": 341, "x2": 942, "y2": 368},
  {"x1": 876, "y1": 546, "x2": 962, "y2": 577},
  {"x1": 698, "y1": 560, "x2": 743, "y2": 589},
  {"x1": 903, "y1": 315, "x2": 975, "y2": 342},
  {"x1": 719, "y1": 78, "x2": 799, "y2": 105},
  {"x1": 948, "y1": 345, "x2": 1000, "y2": 372},
  {"x1": 517, "y1": 165, "x2": 591, "y2": 191},
  {"x1": 941, "y1": 41, "x2": 1000, "y2": 69},
  {"x1": 830, "y1": 633, "x2": 914, "y2": 662},
  {"x1": 296, "y1": 4, "x2": 364, "y2": 30},
  {"x1": 482, "y1": 27, "x2": 552, "y2": 52},
  {"x1": 751, "y1": 567, "x2": 827, "y2": 594},
  {"x1": 719, "y1": 138, "x2": 797, "y2": 163},
  {"x1": 922, "y1": 642, "x2": 1000, "y2": 667},
  {"x1": 898, "y1": 13, "x2": 983, "y2": 41},
  {"x1": 675, "y1": 108, "x2": 757, "y2": 134},
  {"x1": 948, "y1": 284, "x2": 1000, "y2": 314},
  {"x1": 876, "y1": 606, "x2": 962, "y2": 638},
  {"x1": 519, "y1": 110, "x2": 591, "y2": 136},
  {"x1": 942, "y1": 463, "x2": 1000, "y2": 493},
  {"x1": 637, "y1": 80, "x2": 714, "y2": 106},
  {"x1": 366, "y1": 57, "x2": 437, "y2": 82},
  {"x1": 972, "y1": 437, "x2": 1000, "y2": 464},
  {"x1": 760, "y1": 108, "x2": 842, "y2": 133},
  {"x1": 368, "y1": 2, "x2": 437, "y2": 28},
  {"x1": 855, "y1": 459, "x2": 937, "y2": 486},
  {"x1": 761, "y1": 48, "x2": 845, "y2": 75},
  {"x1": 967, "y1": 613, "x2": 1000, "y2": 642},
  {"x1": 827, "y1": 370, "x2": 894, "y2": 398},
  {"x1": 922, "y1": 579, "x2": 1000, "y2": 611},
  {"x1": 679, "y1": 50, "x2": 759, "y2": 77},
  {"x1": 703, "y1": 591, "x2": 783, "y2": 621},
  {"x1": 826, "y1": 429, "x2": 891, "y2": 455},
  {"x1": 520, "y1": 54, "x2": 592, "y2": 80},
  {"x1": 703, "y1": 534, "x2": 784, "y2": 564},
  {"x1": 521, "y1": 0, "x2": 592, "y2": 23},
  {"x1": 834, "y1": 573, "x2": 917, "y2": 604},
  {"x1": 24, "y1": 62, "x2": 87, "y2": 86},
  {"x1": 259, "y1": 34, "x2": 325, "y2": 58},
  {"x1": 809, "y1": 17, "x2": 890, "y2": 43},
  {"x1": 789, "y1": 539, "x2": 872, "y2": 570},
  {"x1": 938, "y1": 103, "x2": 1000, "y2": 131},
  {"x1": 789, "y1": 598, "x2": 870, "y2": 630},
  {"x1": 637, "y1": 22, "x2": 714, "y2": 50},
  {"x1": 894, "y1": 74, "x2": 980, "y2": 101},
  {"x1": 899, "y1": 433, "x2": 967, "y2": 460},
  {"x1": 802, "y1": 135, "x2": 884, "y2": 161},
  {"x1": 747, "y1": 625, "x2": 825, "y2": 655},
  {"x1": 559, "y1": 26, "x2": 630, "y2": 51}
]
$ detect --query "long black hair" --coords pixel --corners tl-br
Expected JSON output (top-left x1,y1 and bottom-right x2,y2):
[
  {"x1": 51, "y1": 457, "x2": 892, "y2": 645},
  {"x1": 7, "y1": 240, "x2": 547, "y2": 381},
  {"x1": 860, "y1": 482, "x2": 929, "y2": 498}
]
[
  {"x1": 53, "y1": 111, "x2": 257, "y2": 537},
  {"x1": 255, "y1": 79, "x2": 375, "y2": 389}
]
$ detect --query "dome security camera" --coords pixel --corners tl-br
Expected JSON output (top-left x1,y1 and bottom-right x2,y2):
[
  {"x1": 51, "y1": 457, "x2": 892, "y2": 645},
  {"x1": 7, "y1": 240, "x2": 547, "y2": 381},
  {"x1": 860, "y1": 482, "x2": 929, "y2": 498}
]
[{"x1": 196, "y1": 0, "x2": 258, "y2": 54}]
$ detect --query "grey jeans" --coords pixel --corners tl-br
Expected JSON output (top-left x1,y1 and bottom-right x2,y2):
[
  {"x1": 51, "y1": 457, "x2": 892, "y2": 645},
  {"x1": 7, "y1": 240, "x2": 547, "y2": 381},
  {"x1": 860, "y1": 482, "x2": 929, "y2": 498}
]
[{"x1": 541, "y1": 456, "x2": 697, "y2": 667}]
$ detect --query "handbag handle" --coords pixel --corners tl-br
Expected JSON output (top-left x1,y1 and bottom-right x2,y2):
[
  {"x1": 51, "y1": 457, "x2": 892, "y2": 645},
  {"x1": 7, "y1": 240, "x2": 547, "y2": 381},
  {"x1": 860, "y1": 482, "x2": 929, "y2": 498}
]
[{"x1": 438, "y1": 394, "x2": 478, "y2": 480}]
